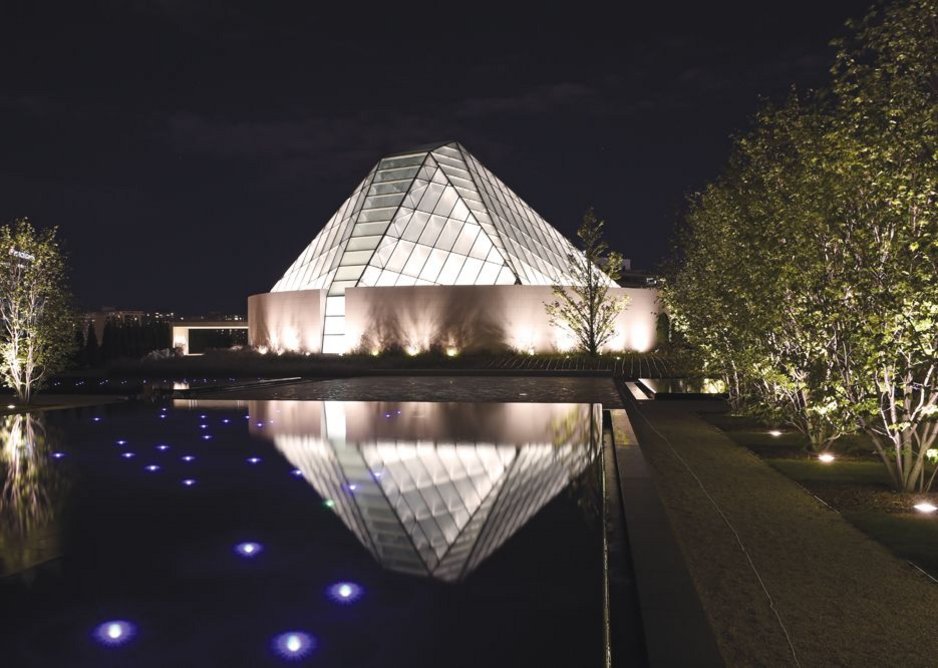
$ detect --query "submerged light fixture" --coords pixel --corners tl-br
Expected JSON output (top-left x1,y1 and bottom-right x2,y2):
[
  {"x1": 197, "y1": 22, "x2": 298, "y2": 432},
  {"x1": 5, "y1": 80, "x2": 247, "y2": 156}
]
[
  {"x1": 93, "y1": 620, "x2": 136, "y2": 647},
  {"x1": 326, "y1": 581, "x2": 363, "y2": 605},
  {"x1": 234, "y1": 541, "x2": 263, "y2": 557},
  {"x1": 271, "y1": 631, "x2": 316, "y2": 660}
]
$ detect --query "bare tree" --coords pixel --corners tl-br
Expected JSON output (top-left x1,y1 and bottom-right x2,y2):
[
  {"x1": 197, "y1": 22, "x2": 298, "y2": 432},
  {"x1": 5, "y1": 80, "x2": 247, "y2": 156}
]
[{"x1": 545, "y1": 208, "x2": 627, "y2": 356}]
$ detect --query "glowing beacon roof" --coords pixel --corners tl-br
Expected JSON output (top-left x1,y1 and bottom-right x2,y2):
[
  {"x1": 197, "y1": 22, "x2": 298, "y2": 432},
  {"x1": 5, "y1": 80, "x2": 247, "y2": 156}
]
[{"x1": 270, "y1": 141, "x2": 613, "y2": 353}]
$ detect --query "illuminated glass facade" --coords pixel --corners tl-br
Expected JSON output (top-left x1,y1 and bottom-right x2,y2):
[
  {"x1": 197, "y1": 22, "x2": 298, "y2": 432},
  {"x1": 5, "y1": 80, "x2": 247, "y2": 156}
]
[{"x1": 270, "y1": 142, "x2": 615, "y2": 354}]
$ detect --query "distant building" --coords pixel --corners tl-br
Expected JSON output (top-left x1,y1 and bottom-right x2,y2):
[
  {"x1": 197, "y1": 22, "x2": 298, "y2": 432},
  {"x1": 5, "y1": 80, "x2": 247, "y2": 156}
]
[{"x1": 249, "y1": 141, "x2": 659, "y2": 355}]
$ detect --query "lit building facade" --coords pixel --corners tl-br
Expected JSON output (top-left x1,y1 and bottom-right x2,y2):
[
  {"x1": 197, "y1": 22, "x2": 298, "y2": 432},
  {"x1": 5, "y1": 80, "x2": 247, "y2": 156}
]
[{"x1": 249, "y1": 141, "x2": 658, "y2": 354}]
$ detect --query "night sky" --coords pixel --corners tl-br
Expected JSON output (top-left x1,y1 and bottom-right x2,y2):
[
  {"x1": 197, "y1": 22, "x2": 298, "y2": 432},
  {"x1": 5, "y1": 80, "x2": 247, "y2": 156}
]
[{"x1": 1, "y1": 0, "x2": 873, "y2": 314}]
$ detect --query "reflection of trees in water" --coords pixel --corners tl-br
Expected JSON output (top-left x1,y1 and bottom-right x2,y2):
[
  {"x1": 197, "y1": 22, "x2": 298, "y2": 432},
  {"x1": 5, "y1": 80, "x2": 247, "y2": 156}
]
[
  {"x1": 0, "y1": 413, "x2": 66, "y2": 574},
  {"x1": 552, "y1": 404, "x2": 603, "y2": 524}
]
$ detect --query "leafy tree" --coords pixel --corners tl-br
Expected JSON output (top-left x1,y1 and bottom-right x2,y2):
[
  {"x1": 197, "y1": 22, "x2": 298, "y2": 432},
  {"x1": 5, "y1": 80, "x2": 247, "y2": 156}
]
[
  {"x1": 0, "y1": 219, "x2": 75, "y2": 403},
  {"x1": 665, "y1": 0, "x2": 938, "y2": 476},
  {"x1": 545, "y1": 208, "x2": 628, "y2": 356},
  {"x1": 825, "y1": 0, "x2": 938, "y2": 491}
]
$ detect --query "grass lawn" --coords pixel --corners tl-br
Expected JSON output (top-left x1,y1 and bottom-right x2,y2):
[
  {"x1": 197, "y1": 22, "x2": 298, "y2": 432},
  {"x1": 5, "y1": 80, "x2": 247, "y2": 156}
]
[{"x1": 706, "y1": 413, "x2": 938, "y2": 578}]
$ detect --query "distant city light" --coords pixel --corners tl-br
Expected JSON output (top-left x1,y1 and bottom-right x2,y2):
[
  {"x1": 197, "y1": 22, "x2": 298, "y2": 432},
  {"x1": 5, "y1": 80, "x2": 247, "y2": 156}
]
[
  {"x1": 291, "y1": 469, "x2": 303, "y2": 477},
  {"x1": 182, "y1": 479, "x2": 196, "y2": 487},
  {"x1": 234, "y1": 541, "x2": 263, "y2": 557},
  {"x1": 51, "y1": 451, "x2": 66, "y2": 459},
  {"x1": 326, "y1": 581, "x2": 363, "y2": 605},
  {"x1": 914, "y1": 502, "x2": 937, "y2": 514},
  {"x1": 116, "y1": 440, "x2": 127, "y2": 445},
  {"x1": 271, "y1": 631, "x2": 316, "y2": 660},
  {"x1": 818, "y1": 453, "x2": 835, "y2": 463},
  {"x1": 222, "y1": 418, "x2": 230, "y2": 424},
  {"x1": 202, "y1": 435, "x2": 212, "y2": 440},
  {"x1": 247, "y1": 457, "x2": 262, "y2": 464},
  {"x1": 182, "y1": 455, "x2": 195, "y2": 462},
  {"x1": 93, "y1": 620, "x2": 136, "y2": 647},
  {"x1": 92, "y1": 417, "x2": 102, "y2": 422},
  {"x1": 121, "y1": 452, "x2": 135, "y2": 459},
  {"x1": 156, "y1": 444, "x2": 170, "y2": 451},
  {"x1": 145, "y1": 464, "x2": 160, "y2": 472}
]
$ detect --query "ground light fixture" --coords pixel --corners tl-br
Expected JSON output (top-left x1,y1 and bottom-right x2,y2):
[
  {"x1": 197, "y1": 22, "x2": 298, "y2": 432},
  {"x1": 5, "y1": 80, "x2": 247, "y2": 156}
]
[
  {"x1": 326, "y1": 581, "x2": 364, "y2": 605},
  {"x1": 913, "y1": 502, "x2": 938, "y2": 514},
  {"x1": 818, "y1": 453, "x2": 835, "y2": 463},
  {"x1": 234, "y1": 541, "x2": 263, "y2": 557},
  {"x1": 271, "y1": 631, "x2": 316, "y2": 660},
  {"x1": 768, "y1": 430, "x2": 783, "y2": 437},
  {"x1": 93, "y1": 620, "x2": 136, "y2": 647}
]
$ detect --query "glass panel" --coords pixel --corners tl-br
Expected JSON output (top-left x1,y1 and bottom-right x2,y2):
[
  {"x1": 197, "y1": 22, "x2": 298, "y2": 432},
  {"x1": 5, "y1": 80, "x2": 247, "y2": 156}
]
[
  {"x1": 417, "y1": 215, "x2": 445, "y2": 247},
  {"x1": 402, "y1": 211, "x2": 430, "y2": 243},
  {"x1": 394, "y1": 274, "x2": 417, "y2": 287},
  {"x1": 373, "y1": 165, "x2": 420, "y2": 182},
  {"x1": 379, "y1": 154, "x2": 425, "y2": 169},
  {"x1": 363, "y1": 193, "x2": 405, "y2": 209},
  {"x1": 334, "y1": 265, "x2": 365, "y2": 282},
  {"x1": 360, "y1": 266, "x2": 381, "y2": 286},
  {"x1": 402, "y1": 181, "x2": 428, "y2": 209},
  {"x1": 323, "y1": 316, "x2": 345, "y2": 335},
  {"x1": 386, "y1": 241, "x2": 415, "y2": 273},
  {"x1": 345, "y1": 236, "x2": 381, "y2": 252},
  {"x1": 324, "y1": 297, "x2": 345, "y2": 316},
  {"x1": 436, "y1": 253, "x2": 466, "y2": 284},
  {"x1": 416, "y1": 182, "x2": 444, "y2": 214},
  {"x1": 351, "y1": 221, "x2": 390, "y2": 237},
  {"x1": 452, "y1": 224, "x2": 480, "y2": 256},
  {"x1": 434, "y1": 221, "x2": 462, "y2": 253},
  {"x1": 338, "y1": 250, "x2": 373, "y2": 266},
  {"x1": 358, "y1": 208, "x2": 396, "y2": 223},
  {"x1": 432, "y1": 186, "x2": 459, "y2": 216},
  {"x1": 455, "y1": 257, "x2": 483, "y2": 285},
  {"x1": 419, "y1": 248, "x2": 448, "y2": 283},
  {"x1": 402, "y1": 244, "x2": 431, "y2": 278},
  {"x1": 376, "y1": 270, "x2": 399, "y2": 286},
  {"x1": 467, "y1": 231, "x2": 493, "y2": 260},
  {"x1": 475, "y1": 261, "x2": 501, "y2": 284}
]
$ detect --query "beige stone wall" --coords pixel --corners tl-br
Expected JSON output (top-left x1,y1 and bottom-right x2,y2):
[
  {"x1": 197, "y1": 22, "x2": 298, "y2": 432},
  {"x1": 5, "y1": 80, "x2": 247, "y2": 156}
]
[
  {"x1": 248, "y1": 289, "x2": 326, "y2": 353},
  {"x1": 344, "y1": 284, "x2": 659, "y2": 354},
  {"x1": 248, "y1": 284, "x2": 659, "y2": 354}
]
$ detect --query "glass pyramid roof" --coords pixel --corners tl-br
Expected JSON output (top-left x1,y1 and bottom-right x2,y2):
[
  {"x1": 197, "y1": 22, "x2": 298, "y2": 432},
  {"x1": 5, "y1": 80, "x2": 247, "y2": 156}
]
[{"x1": 269, "y1": 141, "x2": 615, "y2": 353}]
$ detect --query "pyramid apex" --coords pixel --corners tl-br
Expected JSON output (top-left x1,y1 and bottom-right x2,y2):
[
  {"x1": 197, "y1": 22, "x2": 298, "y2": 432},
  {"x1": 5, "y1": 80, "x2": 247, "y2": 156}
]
[{"x1": 384, "y1": 140, "x2": 462, "y2": 158}]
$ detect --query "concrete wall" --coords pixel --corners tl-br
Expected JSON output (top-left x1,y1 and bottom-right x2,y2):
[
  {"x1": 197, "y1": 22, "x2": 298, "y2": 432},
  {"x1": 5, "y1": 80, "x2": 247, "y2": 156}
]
[
  {"x1": 248, "y1": 284, "x2": 659, "y2": 355},
  {"x1": 248, "y1": 289, "x2": 326, "y2": 353},
  {"x1": 344, "y1": 285, "x2": 659, "y2": 354}
]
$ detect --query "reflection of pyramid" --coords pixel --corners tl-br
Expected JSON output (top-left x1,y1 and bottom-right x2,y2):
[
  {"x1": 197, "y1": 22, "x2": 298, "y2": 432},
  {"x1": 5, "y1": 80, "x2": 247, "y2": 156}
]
[
  {"x1": 252, "y1": 400, "x2": 599, "y2": 581},
  {"x1": 269, "y1": 142, "x2": 615, "y2": 353}
]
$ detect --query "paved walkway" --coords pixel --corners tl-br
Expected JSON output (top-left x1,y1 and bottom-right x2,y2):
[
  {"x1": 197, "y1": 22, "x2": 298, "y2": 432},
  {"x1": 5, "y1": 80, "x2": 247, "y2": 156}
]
[{"x1": 627, "y1": 400, "x2": 938, "y2": 667}]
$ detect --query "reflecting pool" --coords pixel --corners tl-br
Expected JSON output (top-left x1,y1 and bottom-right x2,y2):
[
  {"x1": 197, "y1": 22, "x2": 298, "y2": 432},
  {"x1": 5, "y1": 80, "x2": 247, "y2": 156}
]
[{"x1": 0, "y1": 399, "x2": 607, "y2": 666}]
